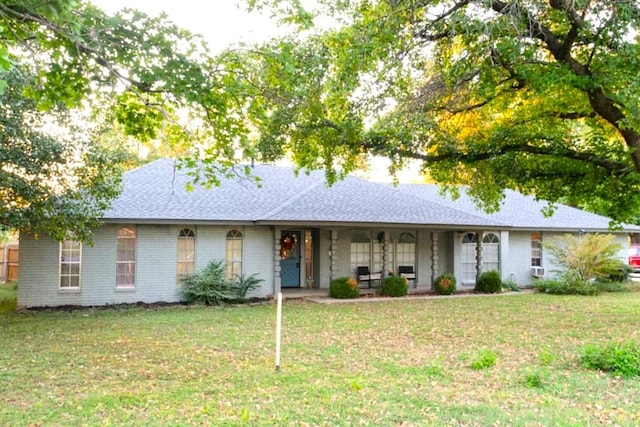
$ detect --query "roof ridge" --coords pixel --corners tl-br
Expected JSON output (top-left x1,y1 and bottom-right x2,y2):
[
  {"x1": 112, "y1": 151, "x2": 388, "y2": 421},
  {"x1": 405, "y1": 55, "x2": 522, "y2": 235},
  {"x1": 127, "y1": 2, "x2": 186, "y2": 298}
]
[
  {"x1": 383, "y1": 181, "x2": 509, "y2": 227},
  {"x1": 260, "y1": 171, "x2": 326, "y2": 220}
]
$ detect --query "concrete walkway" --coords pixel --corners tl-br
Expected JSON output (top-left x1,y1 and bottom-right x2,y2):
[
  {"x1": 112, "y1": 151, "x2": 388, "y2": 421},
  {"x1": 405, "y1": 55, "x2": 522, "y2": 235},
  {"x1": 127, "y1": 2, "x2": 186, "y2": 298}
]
[{"x1": 283, "y1": 288, "x2": 534, "y2": 304}]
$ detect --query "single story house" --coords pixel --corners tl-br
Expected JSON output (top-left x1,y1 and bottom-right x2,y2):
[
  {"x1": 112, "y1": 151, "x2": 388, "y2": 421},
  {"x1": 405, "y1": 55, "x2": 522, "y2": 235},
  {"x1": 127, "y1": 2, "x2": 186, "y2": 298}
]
[{"x1": 17, "y1": 159, "x2": 639, "y2": 307}]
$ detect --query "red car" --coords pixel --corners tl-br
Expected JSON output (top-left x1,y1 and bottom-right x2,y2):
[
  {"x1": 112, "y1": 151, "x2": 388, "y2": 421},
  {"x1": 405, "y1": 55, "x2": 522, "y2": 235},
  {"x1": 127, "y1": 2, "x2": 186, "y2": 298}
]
[{"x1": 628, "y1": 245, "x2": 640, "y2": 271}]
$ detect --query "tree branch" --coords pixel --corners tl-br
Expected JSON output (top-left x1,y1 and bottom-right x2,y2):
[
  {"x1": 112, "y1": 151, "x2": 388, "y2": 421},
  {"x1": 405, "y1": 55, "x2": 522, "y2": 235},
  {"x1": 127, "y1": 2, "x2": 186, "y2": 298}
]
[{"x1": 363, "y1": 136, "x2": 630, "y2": 174}]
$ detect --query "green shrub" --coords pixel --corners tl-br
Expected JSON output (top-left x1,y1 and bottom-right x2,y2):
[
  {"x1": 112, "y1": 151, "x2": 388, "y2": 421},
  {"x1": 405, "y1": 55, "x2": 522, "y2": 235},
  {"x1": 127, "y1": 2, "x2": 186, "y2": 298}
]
[
  {"x1": 533, "y1": 273, "x2": 599, "y2": 296},
  {"x1": 600, "y1": 260, "x2": 632, "y2": 283},
  {"x1": 181, "y1": 260, "x2": 263, "y2": 305},
  {"x1": 233, "y1": 273, "x2": 264, "y2": 302},
  {"x1": 594, "y1": 281, "x2": 630, "y2": 293},
  {"x1": 475, "y1": 270, "x2": 502, "y2": 293},
  {"x1": 502, "y1": 279, "x2": 521, "y2": 292},
  {"x1": 379, "y1": 276, "x2": 408, "y2": 297},
  {"x1": 579, "y1": 341, "x2": 640, "y2": 378},
  {"x1": 330, "y1": 277, "x2": 359, "y2": 299},
  {"x1": 470, "y1": 349, "x2": 497, "y2": 370},
  {"x1": 543, "y1": 234, "x2": 623, "y2": 281},
  {"x1": 434, "y1": 273, "x2": 456, "y2": 295}
]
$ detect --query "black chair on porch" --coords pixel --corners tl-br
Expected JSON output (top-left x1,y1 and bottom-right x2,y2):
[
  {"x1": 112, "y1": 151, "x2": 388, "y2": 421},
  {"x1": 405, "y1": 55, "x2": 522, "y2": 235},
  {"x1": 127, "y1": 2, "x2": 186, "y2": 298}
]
[
  {"x1": 398, "y1": 265, "x2": 416, "y2": 288},
  {"x1": 357, "y1": 266, "x2": 382, "y2": 288}
]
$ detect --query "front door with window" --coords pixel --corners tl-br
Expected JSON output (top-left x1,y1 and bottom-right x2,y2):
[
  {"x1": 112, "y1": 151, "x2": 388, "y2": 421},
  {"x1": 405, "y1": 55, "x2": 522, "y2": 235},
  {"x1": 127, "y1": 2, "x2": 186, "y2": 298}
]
[{"x1": 280, "y1": 231, "x2": 301, "y2": 288}]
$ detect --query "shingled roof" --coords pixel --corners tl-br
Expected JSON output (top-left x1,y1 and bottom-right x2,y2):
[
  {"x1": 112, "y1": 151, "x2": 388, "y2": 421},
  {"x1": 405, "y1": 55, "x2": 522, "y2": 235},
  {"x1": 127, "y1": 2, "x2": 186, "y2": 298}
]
[{"x1": 103, "y1": 159, "x2": 637, "y2": 232}]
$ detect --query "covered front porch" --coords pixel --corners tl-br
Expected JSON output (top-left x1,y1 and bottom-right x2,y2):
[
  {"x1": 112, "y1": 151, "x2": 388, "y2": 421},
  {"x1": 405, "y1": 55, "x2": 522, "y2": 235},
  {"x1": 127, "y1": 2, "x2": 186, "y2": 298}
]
[{"x1": 273, "y1": 226, "x2": 500, "y2": 294}]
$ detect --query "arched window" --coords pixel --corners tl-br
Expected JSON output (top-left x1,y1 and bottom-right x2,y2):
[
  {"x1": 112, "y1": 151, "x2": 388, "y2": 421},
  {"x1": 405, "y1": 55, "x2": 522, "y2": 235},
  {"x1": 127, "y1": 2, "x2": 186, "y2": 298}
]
[
  {"x1": 177, "y1": 228, "x2": 196, "y2": 284},
  {"x1": 116, "y1": 227, "x2": 136, "y2": 288},
  {"x1": 482, "y1": 233, "x2": 500, "y2": 272},
  {"x1": 226, "y1": 229, "x2": 243, "y2": 278},
  {"x1": 461, "y1": 232, "x2": 478, "y2": 284},
  {"x1": 350, "y1": 232, "x2": 371, "y2": 276}
]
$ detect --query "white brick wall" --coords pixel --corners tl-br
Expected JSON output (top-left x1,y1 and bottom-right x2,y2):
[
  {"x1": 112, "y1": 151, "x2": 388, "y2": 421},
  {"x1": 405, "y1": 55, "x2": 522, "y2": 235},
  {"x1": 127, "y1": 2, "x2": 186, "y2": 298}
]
[{"x1": 18, "y1": 224, "x2": 632, "y2": 307}]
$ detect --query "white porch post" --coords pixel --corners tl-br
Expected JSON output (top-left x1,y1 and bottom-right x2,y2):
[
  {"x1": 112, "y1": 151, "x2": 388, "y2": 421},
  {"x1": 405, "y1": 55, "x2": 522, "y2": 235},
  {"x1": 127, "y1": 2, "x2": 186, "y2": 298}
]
[
  {"x1": 329, "y1": 229, "x2": 338, "y2": 282},
  {"x1": 274, "y1": 227, "x2": 281, "y2": 295},
  {"x1": 382, "y1": 232, "x2": 390, "y2": 278},
  {"x1": 431, "y1": 232, "x2": 439, "y2": 290}
]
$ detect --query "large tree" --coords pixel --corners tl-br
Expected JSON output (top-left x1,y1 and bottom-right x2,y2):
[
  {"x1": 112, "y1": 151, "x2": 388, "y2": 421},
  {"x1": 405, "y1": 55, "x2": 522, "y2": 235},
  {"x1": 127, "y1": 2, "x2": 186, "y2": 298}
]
[
  {"x1": 246, "y1": 0, "x2": 640, "y2": 223},
  {"x1": 0, "y1": 0, "x2": 262, "y2": 239}
]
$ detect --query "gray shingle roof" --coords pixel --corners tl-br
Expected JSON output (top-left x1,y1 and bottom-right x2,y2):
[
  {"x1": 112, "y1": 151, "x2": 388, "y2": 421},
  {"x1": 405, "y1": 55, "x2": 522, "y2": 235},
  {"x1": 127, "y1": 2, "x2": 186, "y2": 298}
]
[
  {"x1": 103, "y1": 159, "x2": 638, "y2": 232},
  {"x1": 395, "y1": 184, "x2": 639, "y2": 232}
]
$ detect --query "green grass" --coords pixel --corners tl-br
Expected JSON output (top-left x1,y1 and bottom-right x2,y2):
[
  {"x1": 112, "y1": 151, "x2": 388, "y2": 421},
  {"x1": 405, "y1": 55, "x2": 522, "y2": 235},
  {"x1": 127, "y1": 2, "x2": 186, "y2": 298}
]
[
  {"x1": 1, "y1": 292, "x2": 640, "y2": 425},
  {"x1": 0, "y1": 282, "x2": 17, "y2": 314}
]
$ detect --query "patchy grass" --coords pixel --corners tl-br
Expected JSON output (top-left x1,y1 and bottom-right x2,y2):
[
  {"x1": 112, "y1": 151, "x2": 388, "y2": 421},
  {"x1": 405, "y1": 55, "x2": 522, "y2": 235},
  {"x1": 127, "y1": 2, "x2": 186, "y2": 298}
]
[
  {"x1": 0, "y1": 282, "x2": 17, "y2": 314},
  {"x1": 1, "y1": 292, "x2": 640, "y2": 425}
]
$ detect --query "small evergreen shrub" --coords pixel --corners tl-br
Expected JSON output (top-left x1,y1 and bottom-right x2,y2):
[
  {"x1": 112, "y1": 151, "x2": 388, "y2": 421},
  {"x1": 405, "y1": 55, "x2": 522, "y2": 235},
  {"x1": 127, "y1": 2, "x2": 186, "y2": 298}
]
[
  {"x1": 181, "y1": 260, "x2": 263, "y2": 305},
  {"x1": 470, "y1": 349, "x2": 497, "y2": 370},
  {"x1": 434, "y1": 273, "x2": 456, "y2": 295},
  {"x1": 475, "y1": 270, "x2": 502, "y2": 293},
  {"x1": 533, "y1": 274, "x2": 599, "y2": 296},
  {"x1": 379, "y1": 276, "x2": 408, "y2": 297},
  {"x1": 330, "y1": 277, "x2": 359, "y2": 299},
  {"x1": 579, "y1": 341, "x2": 640, "y2": 378}
]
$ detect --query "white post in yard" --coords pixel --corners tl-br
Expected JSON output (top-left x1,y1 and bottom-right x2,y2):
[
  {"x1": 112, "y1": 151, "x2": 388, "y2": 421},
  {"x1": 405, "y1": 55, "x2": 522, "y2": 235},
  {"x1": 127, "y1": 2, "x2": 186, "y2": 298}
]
[{"x1": 275, "y1": 292, "x2": 283, "y2": 373}]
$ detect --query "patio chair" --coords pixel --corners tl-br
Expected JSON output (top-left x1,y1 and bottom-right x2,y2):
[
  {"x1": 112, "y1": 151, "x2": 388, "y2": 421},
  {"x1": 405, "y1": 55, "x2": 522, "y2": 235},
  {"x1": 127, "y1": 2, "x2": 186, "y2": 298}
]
[
  {"x1": 357, "y1": 266, "x2": 382, "y2": 288},
  {"x1": 398, "y1": 265, "x2": 416, "y2": 287}
]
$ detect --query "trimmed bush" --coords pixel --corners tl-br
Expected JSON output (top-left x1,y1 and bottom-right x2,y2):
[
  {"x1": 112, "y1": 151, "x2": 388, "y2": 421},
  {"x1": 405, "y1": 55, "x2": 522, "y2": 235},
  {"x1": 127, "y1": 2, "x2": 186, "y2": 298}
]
[
  {"x1": 379, "y1": 276, "x2": 408, "y2": 297},
  {"x1": 475, "y1": 270, "x2": 502, "y2": 293},
  {"x1": 330, "y1": 277, "x2": 359, "y2": 299},
  {"x1": 434, "y1": 273, "x2": 457, "y2": 295},
  {"x1": 181, "y1": 260, "x2": 263, "y2": 305},
  {"x1": 579, "y1": 341, "x2": 640, "y2": 378}
]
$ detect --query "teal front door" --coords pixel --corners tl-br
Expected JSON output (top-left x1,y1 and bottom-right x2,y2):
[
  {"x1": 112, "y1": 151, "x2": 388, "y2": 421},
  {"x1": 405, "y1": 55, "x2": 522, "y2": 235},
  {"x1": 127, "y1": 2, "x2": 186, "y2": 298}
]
[{"x1": 280, "y1": 231, "x2": 301, "y2": 288}]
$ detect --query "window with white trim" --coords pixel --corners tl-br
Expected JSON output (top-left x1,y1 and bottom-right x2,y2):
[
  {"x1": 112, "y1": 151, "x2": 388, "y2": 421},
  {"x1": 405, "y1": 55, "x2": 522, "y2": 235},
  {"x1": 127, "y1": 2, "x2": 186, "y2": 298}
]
[
  {"x1": 116, "y1": 227, "x2": 136, "y2": 288},
  {"x1": 226, "y1": 229, "x2": 243, "y2": 278},
  {"x1": 177, "y1": 228, "x2": 196, "y2": 284},
  {"x1": 396, "y1": 232, "x2": 417, "y2": 271},
  {"x1": 59, "y1": 240, "x2": 82, "y2": 289},
  {"x1": 350, "y1": 232, "x2": 371, "y2": 276},
  {"x1": 461, "y1": 232, "x2": 478, "y2": 283},
  {"x1": 531, "y1": 232, "x2": 542, "y2": 267},
  {"x1": 482, "y1": 233, "x2": 500, "y2": 272}
]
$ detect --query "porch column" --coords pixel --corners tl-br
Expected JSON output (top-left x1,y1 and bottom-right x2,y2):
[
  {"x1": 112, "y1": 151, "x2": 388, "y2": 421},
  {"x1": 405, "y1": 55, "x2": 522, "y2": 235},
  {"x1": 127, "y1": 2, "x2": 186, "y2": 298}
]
[
  {"x1": 329, "y1": 229, "x2": 338, "y2": 282},
  {"x1": 274, "y1": 228, "x2": 281, "y2": 295},
  {"x1": 382, "y1": 232, "x2": 390, "y2": 279},
  {"x1": 475, "y1": 231, "x2": 484, "y2": 283},
  {"x1": 431, "y1": 232, "x2": 439, "y2": 290}
]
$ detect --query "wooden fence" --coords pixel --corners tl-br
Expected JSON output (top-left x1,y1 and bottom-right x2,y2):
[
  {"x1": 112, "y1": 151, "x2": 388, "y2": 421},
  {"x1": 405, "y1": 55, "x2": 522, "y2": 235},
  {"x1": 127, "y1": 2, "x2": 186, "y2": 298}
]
[{"x1": 1, "y1": 244, "x2": 18, "y2": 283}]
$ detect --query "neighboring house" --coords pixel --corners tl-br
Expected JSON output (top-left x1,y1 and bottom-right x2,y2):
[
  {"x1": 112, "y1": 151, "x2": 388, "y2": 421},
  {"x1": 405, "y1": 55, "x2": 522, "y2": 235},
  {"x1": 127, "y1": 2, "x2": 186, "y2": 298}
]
[{"x1": 17, "y1": 159, "x2": 639, "y2": 307}]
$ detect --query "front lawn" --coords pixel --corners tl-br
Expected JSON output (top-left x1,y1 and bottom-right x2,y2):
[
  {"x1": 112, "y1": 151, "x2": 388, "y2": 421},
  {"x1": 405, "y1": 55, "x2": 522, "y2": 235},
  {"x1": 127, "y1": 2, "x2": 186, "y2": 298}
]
[{"x1": 1, "y1": 292, "x2": 639, "y2": 425}]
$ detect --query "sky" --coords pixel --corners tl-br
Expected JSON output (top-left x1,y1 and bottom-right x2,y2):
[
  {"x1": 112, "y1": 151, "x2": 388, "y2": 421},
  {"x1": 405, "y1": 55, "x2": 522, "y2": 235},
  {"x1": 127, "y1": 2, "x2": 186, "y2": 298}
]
[{"x1": 90, "y1": 0, "x2": 280, "y2": 53}]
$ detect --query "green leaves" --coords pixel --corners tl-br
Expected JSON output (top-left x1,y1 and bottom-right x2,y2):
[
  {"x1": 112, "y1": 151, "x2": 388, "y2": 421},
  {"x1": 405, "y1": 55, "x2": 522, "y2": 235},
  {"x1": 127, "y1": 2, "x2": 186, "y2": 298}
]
[{"x1": 245, "y1": 0, "x2": 640, "y2": 223}]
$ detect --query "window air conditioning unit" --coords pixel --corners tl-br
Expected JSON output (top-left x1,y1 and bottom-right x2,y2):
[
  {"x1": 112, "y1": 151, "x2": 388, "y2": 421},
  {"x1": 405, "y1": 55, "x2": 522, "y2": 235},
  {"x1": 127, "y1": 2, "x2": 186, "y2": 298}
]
[{"x1": 531, "y1": 267, "x2": 545, "y2": 278}]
